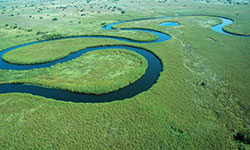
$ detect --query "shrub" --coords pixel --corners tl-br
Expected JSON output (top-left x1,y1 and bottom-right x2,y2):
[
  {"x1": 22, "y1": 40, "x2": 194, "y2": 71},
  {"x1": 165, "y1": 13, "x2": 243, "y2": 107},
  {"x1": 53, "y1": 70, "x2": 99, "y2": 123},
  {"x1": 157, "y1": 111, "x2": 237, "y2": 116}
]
[
  {"x1": 234, "y1": 129, "x2": 250, "y2": 145},
  {"x1": 36, "y1": 31, "x2": 48, "y2": 35},
  {"x1": 52, "y1": 17, "x2": 58, "y2": 21},
  {"x1": 41, "y1": 33, "x2": 64, "y2": 40}
]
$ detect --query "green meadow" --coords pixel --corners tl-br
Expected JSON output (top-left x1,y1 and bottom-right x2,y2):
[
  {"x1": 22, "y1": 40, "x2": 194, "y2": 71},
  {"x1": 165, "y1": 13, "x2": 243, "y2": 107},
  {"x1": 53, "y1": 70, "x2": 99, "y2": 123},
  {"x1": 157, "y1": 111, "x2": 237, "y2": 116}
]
[{"x1": 0, "y1": 0, "x2": 250, "y2": 149}]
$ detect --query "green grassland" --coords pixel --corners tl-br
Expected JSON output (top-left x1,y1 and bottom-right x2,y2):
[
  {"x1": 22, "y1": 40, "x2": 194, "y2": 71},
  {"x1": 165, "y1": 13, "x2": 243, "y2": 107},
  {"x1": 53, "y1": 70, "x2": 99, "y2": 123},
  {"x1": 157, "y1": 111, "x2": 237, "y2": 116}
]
[{"x1": 0, "y1": 0, "x2": 250, "y2": 149}]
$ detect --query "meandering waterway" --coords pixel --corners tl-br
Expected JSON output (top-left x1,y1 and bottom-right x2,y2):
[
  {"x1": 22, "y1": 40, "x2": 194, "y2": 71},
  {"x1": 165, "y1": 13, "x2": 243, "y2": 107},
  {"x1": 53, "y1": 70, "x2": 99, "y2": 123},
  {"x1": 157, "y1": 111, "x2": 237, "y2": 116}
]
[{"x1": 0, "y1": 15, "x2": 247, "y2": 103}]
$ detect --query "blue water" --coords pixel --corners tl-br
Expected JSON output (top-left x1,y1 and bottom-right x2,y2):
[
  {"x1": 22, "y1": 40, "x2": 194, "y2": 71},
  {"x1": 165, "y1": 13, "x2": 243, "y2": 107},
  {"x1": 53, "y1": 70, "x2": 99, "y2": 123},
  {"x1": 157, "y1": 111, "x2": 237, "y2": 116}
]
[
  {"x1": 211, "y1": 17, "x2": 250, "y2": 37},
  {"x1": 211, "y1": 17, "x2": 234, "y2": 36},
  {"x1": 160, "y1": 22, "x2": 179, "y2": 26},
  {"x1": 0, "y1": 15, "x2": 247, "y2": 103}
]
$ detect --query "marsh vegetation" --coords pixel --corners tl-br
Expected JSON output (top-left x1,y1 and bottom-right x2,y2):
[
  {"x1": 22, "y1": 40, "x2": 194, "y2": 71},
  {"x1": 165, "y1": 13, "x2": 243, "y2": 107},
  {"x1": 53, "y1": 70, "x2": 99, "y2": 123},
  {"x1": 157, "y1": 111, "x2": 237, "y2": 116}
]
[{"x1": 0, "y1": 0, "x2": 250, "y2": 149}]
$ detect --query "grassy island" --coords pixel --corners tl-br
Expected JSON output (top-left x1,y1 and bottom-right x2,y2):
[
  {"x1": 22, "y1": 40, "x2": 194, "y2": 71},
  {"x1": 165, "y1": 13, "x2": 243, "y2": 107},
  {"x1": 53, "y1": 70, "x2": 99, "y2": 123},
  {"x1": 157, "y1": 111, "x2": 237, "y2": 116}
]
[{"x1": 1, "y1": 49, "x2": 148, "y2": 94}]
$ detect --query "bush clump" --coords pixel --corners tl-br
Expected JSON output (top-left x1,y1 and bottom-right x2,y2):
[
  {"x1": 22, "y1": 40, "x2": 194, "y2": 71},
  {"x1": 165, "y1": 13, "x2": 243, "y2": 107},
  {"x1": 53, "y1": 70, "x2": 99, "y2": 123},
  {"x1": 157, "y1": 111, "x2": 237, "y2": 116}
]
[
  {"x1": 234, "y1": 129, "x2": 250, "y2": 145},
  {"x1": 41, "y1": 33, "x2": 64, "y2": 40},
  {"x1": 52, "y1": 17, "x2": 58, "y2": 21}
]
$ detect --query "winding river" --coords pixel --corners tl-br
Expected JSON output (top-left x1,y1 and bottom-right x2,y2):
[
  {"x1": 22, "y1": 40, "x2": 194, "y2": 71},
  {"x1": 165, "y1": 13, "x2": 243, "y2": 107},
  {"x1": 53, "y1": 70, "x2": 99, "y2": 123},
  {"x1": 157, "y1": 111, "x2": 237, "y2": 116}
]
[{"x1": 0, "y1": 15, "x2": 248, "y2": 103}]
